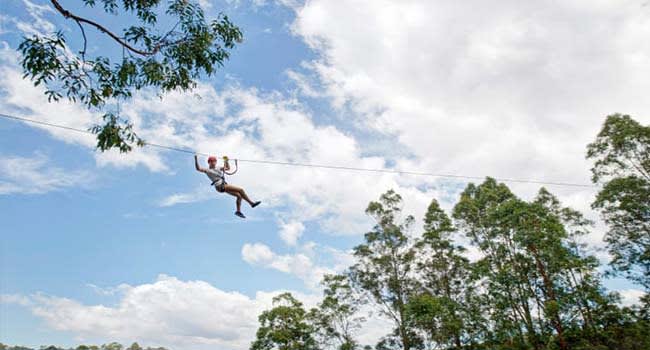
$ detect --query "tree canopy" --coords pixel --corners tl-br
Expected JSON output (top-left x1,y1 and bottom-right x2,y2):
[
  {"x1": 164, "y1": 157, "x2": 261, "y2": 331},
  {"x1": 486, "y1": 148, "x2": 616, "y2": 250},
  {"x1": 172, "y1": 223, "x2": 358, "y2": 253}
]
[
  {"x1": 588, "y1": 114, "x2": 650, "y2": 291},
  {"x1": 249, "y1": 174, "x2": 649, "y2": 349},
  {"x1": 251, "y1": 293, "x2": 319, "y2": 350},
  {"x1": 19, "y1": 0, "x2": 242, "y2": 152}
]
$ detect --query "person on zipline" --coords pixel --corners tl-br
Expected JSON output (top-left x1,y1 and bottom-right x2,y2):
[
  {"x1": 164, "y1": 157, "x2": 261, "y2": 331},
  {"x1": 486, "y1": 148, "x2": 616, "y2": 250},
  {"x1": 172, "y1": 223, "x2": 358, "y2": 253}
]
[{"x1": 195, "y1": 154, "x2": 261, "y2": 218}]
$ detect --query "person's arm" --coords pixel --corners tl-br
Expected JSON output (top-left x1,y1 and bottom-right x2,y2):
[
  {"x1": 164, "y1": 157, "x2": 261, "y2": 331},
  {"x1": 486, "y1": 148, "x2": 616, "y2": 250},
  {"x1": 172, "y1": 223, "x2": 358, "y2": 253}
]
[
  {"x1": 222, "y1": 156, "x2": 231, "y2": 173},
  {"x1": 194, "y1": 155, "x2": 206, "y2": 173}
]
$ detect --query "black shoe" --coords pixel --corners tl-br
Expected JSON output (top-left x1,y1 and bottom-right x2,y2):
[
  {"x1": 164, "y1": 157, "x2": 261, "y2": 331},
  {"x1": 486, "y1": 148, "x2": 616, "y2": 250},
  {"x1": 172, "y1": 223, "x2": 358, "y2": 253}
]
[
  {"x1": 251, "y1": 201, "x2": 261, "y2": 208},
  {"x1": 235, "y1": 211, "x2": 246, "y2": 219}
]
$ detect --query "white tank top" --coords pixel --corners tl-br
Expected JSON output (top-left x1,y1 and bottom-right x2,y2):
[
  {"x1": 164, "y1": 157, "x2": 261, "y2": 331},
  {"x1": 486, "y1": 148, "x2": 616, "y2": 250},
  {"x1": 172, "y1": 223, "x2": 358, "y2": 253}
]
[{"x1": 205, "y1": 168, "x2": 224, "y2": 185}]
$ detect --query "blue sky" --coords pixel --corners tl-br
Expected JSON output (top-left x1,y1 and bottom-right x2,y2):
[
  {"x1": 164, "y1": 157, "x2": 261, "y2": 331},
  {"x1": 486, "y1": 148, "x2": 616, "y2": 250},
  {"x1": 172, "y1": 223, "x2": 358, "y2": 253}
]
[{"x1": 1, "y1": 0, "x2": 649, "y2": 349}]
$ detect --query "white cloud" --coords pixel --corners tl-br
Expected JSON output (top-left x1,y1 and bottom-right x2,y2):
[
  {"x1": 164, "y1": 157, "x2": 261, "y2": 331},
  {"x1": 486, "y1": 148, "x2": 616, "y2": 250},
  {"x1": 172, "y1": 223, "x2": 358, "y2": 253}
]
[
  {"x1": 125, "y1": 81, "x2": 447, "y2": 235},
  {"x1": 8, "y1": 0, "x2": 56, "y2": 37},
  {"x1": 0, "y1": 153, "x2": 92, "y2": 195},
  {"x1": 241, "y1": 242, "x2": 276, "y2": 264},
  {"x1": 278, "y1": 219, "x2": 305, "y2": 246},
  {"x1": 276, "y1": 0, "x2": 650, "y2": 249},
  {"x1": 196, "y1": 0, "x2": 213, "y2": 11},
  {"x1": 3, "y1": 275, "x2": 396, "y2": 349},
  {"x1": 286, "y1": 69, "x2": 315, "y2": 96},
  {"x1": 238, "y1": 241, "x2": 396, "y2": 346},
  {"x1": 2, "y1": 275, "x2": 321, "y2": 350},
  {"x1": 159, "y1": 192, "x2": 203, "y2": 207},
  {"x1": 0, "y1": 294, "x2": 32, "y2": 307},
  {"x1": 0, "y1": 49, "x2": 98, "y2": 148},
  {"x1": 242, "y1": 242, "x2": 334, "y2": 289}
]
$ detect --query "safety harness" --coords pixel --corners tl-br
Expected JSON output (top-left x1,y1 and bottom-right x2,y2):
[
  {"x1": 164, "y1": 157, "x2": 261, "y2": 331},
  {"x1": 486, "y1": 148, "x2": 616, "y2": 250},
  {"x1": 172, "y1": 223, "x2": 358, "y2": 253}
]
[{"x1": 211, "y1": 158, "x2": 237, "y2": 191}]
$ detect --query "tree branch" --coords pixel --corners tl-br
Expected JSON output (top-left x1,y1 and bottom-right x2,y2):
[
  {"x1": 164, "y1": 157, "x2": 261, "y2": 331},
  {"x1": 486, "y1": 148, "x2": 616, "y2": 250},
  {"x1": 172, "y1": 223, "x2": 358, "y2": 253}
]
[
  {"x1": 74, "y1": 19, "x2": 87, "y2": 61},
  {"x1": 50, "y1": 0, "x2": 157, "y2": 56}
]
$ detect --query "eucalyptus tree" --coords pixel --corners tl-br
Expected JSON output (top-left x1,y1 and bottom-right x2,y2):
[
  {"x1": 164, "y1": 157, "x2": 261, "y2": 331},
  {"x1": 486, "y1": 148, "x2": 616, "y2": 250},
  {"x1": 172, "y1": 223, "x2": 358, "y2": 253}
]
[
  {"x1": 77, "y1": 345, "x2": 100, "y2": 350},
  {"x1": 100, "y1": 343, "x2": 123, "y2": 350},
  {"x1": 532, "y1": 188, "x2": 619, "y2": 341},
  {"x1": 587, "y1": 114, "x2": 650, "y2": 291},
  {"x1": 19, "y1": 0, "x2": 242, "y2": 152},
  {"x1": 452, "y1": 178, "x2": 542, "y2": 349},
  {"x1": 510, "y1": 189, "x2": 582, "y2": 350},
  {"x1": 349, "y1": 190, "x2": 420, "y2": 350},
  {"x1": 311, "y1": 274, "x2": 365, "y2": 350},
  {"x1": 251, "y1": 293, "x2": 319, "y2": 350},
  {"x1": 453, "y1": 178, "x2": 617, "y2": 350},
  {"x1": 407, "y1": 199, "x2": 484, "y2": 349}
]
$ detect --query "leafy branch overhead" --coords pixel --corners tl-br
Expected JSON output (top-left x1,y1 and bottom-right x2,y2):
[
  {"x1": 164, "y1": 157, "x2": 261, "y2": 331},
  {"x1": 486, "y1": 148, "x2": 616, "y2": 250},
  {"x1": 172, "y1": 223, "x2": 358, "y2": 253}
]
[{"x1": 18, "y1": 0, "x2": 243, "y2": 152}]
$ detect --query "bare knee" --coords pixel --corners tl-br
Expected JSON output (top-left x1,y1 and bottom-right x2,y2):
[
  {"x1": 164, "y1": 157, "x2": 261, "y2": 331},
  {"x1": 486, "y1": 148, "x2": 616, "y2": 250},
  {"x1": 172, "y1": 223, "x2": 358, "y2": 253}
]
[{"x1": 226, "y1": 189, "x2": 240, "y2": 197}]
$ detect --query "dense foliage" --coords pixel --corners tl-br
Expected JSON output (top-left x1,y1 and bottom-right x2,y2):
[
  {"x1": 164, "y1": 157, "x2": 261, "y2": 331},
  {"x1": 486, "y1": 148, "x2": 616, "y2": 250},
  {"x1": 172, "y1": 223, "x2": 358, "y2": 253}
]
[
  {"x1": 249, "y1": 182, "x2": 649, "y2": 349},
  {"x1": 18, "y1": 0, "x2": 242, "y2": 152},
  {"x1": 250, "y1": 115, "x2": 650, "y2": 349},
  {"x1": 587, "y1": 114, "x2": 650, "y2": 292},
  {"x1": 251, "y1": 293, "x2": 319, "y2": 350}
]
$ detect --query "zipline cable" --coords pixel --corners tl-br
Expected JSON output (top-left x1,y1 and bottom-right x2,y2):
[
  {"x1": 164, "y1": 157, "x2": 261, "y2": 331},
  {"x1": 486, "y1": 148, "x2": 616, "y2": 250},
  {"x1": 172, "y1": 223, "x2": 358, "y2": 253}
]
[{"x1": 0, "y1": 112, "x2": 596, "y2": 188}]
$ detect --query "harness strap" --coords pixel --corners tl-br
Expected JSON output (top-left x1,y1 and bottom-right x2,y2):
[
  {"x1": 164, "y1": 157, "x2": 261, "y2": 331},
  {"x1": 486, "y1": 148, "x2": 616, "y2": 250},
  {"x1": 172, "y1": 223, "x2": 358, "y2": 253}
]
[
  {"x1": 210, "y1": 169, "x2": 227, "y2": 187},
  {"x1": 209, "y1": 158, "x2": 237, "y2": 186}
]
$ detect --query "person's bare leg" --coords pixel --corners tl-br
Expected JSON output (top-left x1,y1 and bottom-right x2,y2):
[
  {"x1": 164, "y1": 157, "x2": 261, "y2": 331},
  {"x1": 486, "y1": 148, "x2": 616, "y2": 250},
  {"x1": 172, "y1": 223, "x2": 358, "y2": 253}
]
[
  {"x1": 236, "y1": 196, "x2": 242, "y2": 212},
  {"x1": 225, "y1": 185, "x2": 254, "y2": 206},
  {"x1": 239, "y1": 189, "x2": 254, "y2": 205},
  {"x1": 224, "y1": 188, "x2": 243, "y2": 212}
]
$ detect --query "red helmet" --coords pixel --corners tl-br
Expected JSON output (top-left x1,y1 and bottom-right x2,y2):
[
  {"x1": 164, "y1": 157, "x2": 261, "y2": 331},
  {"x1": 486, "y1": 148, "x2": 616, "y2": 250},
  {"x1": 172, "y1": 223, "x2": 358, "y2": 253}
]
[{"x1": 207, "y1": 156, "x2": 217, "y2": 163}]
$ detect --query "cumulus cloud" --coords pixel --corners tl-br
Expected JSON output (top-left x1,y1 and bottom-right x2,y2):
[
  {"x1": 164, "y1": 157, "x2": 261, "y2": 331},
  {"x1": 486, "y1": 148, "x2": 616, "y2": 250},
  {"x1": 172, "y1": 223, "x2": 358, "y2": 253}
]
[
  {"x1": 0, "y1": 153, "x2": 92, "y2": 195},
  {"x1": 126, "y1": 81, "x2": 448, "y2": 235},
  {"x1": 241, "y1": 242, "x2": 276, "y2": 264},
  {"x1": 278, "y1": 219, "x2": 305, "y2": 246},
  {"x1": 277, "y1": 0, "x2": 650, "y2": 247},
  {"x1": 3, "y1": 275, "x2": 396, "y2": 350},
  {"x1": 242, "y1": 242, "x2": 334, "y2": 289},
  {"x1": 3, "y1": 0, "x2": 56, "y2": 37},
  {"x1": 2, "y1": 275, "x2": 320, "y2": 350}
]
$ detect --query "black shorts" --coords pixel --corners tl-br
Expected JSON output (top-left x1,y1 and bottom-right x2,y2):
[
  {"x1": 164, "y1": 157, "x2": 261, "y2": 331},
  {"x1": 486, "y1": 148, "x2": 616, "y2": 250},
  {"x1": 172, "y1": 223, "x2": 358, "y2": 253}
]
[{"x1": 215, "y1": 182, "x2": 227, "y2": 193}]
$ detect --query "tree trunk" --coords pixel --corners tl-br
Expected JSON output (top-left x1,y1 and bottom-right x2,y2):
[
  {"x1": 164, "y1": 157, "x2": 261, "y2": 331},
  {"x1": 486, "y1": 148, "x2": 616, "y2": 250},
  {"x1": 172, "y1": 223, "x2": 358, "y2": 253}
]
[{"x1": 529, "y1": 244, "x2": 568, "y2": 350}]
